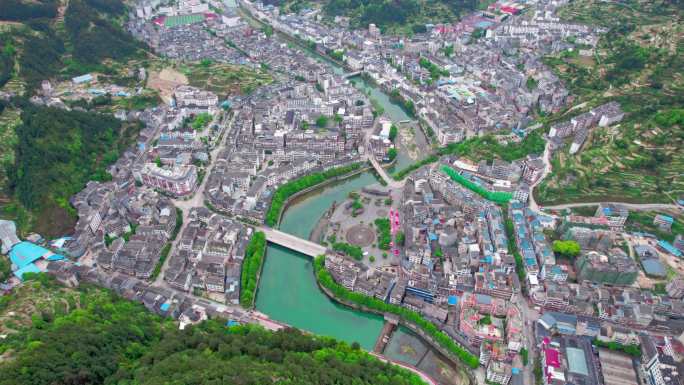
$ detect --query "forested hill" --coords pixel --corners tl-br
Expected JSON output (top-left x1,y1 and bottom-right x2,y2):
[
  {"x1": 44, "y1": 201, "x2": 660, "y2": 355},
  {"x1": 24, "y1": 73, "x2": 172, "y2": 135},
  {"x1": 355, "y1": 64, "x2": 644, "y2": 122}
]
[
  {"x1": 2, "y1": 99, "x2": 141, "y2": 237},
  {"x1": 0, "y1": 0, "x2": 150, "y2": 236},
  {"x1": 0, "y1": 275, "x2": 425, "y2": 385},
  {"x1": 266, "y1": 0, "x2": 483, "y2": 34},
  {"x1": 0, "y1": 0, "x2": 146, "y2": 92}
]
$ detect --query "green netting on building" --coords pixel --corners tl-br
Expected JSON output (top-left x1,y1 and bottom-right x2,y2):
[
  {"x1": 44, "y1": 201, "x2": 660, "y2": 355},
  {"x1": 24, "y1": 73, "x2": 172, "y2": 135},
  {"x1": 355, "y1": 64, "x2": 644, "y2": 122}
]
[{"x1": 440, "y1": 165, "x2": 513, "y2": 204}]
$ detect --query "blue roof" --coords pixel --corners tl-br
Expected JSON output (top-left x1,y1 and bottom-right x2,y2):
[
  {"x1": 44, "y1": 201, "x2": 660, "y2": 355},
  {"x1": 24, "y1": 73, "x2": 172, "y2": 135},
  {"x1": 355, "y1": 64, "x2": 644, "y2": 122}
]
[
  {"x1": 448, "y1": 295, "x2": 458, "y2": 305},
  {"x1": 659, "y1": 240, "x2": 682, "y2": 257},
  {"x1": 46, "y1": 254, "x2": 65, "y2": 261},
  {"x1": 10, "y1": 241, "x2": 49, "y2": 269},
  {"x1": 512, "y1": 368, "x2": 521, "y2": 374},
  {"x1": 656, "y1": 215, "x2": 674, "y2": 224},
  {"x1": 72, "y1": 74, "x2": 93, "y2": 83},
  {"x1": 160, "y1": 303, "x2": 170, "y2": 311},
  {"x1": 642, "y1": 259, "x2": 667, "y2": 277},
  {"x1": 566, "y1": 347, "x2": 589, "y2": 376},
  {"x1": 476, "y1": 293, "x2": 492, "y2": 305},
  {"x1": 13, "y1": 263, "x2": 41, "y2": 280}
]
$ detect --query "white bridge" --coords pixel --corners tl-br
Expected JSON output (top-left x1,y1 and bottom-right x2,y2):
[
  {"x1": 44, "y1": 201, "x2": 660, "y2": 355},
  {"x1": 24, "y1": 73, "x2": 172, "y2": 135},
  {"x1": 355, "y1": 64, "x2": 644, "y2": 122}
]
[{"x1": 260, "y1": 227, "x2": 327, "y2": 257}]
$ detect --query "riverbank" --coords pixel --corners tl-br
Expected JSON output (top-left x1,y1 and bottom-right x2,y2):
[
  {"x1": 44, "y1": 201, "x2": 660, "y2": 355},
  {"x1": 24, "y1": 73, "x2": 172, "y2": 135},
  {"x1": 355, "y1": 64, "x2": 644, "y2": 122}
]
[
  {"x1": 239, "y1": 231, "x2": 266, "y2": 308},
  {"x1": 312, "y1": 256, "x2": 478, "y2": 383},
  {"x1": 272, "y1": 162, "x2": 371, "y2": 227}
]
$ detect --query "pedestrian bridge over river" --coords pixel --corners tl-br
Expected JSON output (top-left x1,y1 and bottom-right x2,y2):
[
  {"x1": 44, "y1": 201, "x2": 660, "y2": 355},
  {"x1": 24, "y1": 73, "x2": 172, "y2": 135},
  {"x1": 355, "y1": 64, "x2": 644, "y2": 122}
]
[{"x1": 260, "y1": 227, "x2": 326, "y2": 257}]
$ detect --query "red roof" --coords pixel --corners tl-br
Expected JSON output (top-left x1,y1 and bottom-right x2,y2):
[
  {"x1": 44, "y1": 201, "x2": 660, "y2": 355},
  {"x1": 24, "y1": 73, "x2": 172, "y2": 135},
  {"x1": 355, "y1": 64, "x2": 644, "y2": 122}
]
[
  {"x1": 544, "y1": 348, "x2": 560, "y2": 367},
  {"x1": 500, "y1": 6, "x2": 521, "y2": 14}
]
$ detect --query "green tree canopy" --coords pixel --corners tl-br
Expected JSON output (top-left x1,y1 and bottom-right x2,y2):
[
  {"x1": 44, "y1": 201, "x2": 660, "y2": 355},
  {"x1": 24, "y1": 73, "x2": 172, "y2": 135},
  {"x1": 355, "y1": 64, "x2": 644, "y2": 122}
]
[{"x1": 552, "y1": 240, "x2": 581, "y2": 258}]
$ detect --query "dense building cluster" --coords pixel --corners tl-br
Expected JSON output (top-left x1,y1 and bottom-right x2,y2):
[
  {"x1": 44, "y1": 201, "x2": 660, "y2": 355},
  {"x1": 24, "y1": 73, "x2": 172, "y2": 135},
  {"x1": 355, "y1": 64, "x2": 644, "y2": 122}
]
[
  {"x1": 165, "y1": 207, "x2": 250, "y2": 303},
  {"x1": 245, "y1": 0, "x2": 598, "y2": 147}
]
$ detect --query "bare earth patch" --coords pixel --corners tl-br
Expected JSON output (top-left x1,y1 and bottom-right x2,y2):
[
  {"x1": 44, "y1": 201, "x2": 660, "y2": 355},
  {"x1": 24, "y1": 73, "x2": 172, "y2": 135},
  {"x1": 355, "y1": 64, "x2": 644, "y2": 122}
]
[{"x1": 147, "y1": 67, "x2": 188, "y2": 103}]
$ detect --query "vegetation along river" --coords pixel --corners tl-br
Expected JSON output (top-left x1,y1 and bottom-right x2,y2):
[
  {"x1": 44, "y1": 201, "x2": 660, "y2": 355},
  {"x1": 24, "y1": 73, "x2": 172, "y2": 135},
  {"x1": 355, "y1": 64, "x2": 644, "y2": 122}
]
[
  {"x1": 255, "y1": 172, "x2": 385, "y2": 350},
  {"x1": 255, "y1": 38, "x2": 427, "y2": 350}
]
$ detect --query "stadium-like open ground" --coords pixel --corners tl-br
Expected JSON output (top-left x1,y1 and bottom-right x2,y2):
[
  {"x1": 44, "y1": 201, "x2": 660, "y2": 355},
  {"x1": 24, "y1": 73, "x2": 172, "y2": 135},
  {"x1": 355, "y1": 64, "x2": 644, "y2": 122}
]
[{"x1": 164, "y1": 14, "x2": 204, "y2": 27}]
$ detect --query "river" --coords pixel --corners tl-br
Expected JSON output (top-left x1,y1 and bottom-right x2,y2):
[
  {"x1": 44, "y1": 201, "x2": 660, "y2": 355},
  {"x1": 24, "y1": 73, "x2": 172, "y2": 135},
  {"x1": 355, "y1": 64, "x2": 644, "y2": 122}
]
[
  {"x1": 254, "y1": 172, "x2": 385, "y2": 349},
  {"x1": 253, "y1": 17, "x2": 428, "y2": 354}
]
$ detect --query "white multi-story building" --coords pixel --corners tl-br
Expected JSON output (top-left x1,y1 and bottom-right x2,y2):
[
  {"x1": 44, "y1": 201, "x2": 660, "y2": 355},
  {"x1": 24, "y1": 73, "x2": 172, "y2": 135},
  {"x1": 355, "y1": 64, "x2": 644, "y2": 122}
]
[
  {"x1": 486, "y1": 361, "x2": 512, "y2": 385},
  {"x1": 173, "y1": 85, "x2": 219, "y2": 114},
  {"x1": 137, "y1": 163, "x2": 198, "y2": 196}
]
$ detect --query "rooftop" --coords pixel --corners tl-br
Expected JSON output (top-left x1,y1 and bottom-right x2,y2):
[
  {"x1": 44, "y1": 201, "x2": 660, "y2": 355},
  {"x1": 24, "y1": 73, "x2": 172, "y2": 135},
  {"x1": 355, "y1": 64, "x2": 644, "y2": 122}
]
[{"x1": 10, "y1": 241, "x2": 50, "y2": 269}]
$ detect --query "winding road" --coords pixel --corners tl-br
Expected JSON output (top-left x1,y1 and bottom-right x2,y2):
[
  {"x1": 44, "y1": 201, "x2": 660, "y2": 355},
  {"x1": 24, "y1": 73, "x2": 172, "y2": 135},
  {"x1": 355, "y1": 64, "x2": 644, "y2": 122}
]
[
  {"x1": 527, "y1": 139, "x2": 681, "y2": 215},
  {"x1": 540, "y1": 202, "x2": 681, "y2": 212}
]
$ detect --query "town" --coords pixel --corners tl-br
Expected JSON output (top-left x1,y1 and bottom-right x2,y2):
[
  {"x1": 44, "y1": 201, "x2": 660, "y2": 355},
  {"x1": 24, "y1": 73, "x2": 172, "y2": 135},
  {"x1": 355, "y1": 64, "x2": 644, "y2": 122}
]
[{"x1": 1, "y1": 0, "x2": 683, "y2": 385}]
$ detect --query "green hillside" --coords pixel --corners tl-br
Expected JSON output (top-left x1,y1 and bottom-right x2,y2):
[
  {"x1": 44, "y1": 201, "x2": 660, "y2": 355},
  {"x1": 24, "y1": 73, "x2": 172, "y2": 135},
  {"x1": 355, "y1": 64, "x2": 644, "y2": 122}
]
[
  {"x1": 535, "y1": 0, "x2": 684, "y2": 205},
  {"x1": 0, "y1": 275, "x2": 425, "y2": 385},
  {"x1": 0, "y1": 0, "x2": 145, "y2": 93},
  {"x1": 1, "y1": 100, "x2": 141, "y2": 237}
]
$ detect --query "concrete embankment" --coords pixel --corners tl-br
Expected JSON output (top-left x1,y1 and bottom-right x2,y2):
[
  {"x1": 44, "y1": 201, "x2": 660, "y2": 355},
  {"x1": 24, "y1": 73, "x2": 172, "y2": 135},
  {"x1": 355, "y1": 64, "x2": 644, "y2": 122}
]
[{"x1": 314, "y1": 277, "x2": 477, "y2": 385}]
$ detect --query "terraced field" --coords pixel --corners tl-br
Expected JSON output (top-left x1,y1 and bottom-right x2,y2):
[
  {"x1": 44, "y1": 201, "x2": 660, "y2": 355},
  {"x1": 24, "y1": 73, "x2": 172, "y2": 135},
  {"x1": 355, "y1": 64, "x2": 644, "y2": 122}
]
[
  {"x1": 182, "y1": 62, "x2": 272, "y2": 97},
  {"x1": 536, "y1": 0, "x2": 684, "y2": 205}
]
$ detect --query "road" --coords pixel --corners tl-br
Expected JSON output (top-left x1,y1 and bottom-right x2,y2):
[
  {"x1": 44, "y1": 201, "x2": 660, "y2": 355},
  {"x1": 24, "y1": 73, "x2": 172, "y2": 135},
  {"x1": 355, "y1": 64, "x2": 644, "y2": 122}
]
[
  {"x1": 541, "y1": 202, "x2": 681, "y2": 212},
  {"x1": 528, "y1": 140, "x2": 553, "y2": 216},
  {"x1": 525, "y1": 139, "x2": 681, "y2": 215},
  {"x1": 153, "y1": 113, "x2": 236, "y2": 286},
  {"x1": 362, "y1": 130, "x2": 405, "y2": 189},
  {"x1": 513, "y1": 293, "x2": 540, "y2": 385}
]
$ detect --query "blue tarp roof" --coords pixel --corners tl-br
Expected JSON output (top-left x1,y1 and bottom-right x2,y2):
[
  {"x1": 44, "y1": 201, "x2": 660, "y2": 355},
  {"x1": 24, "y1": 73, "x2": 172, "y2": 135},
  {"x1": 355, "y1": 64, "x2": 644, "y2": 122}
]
[
  {"x1": 656, "y1": 215, "x2": 674, "y2": 224},
  {"x1": 659, "y1": 240, "x2": 682, "y2": 257},
  {"x1": 160, "y1": 303, "x2": 170, "y2": 311},
  {"x1": 448, "y1": 295, "x2": 458, "y2": 305},
  {"x1": 10, "y1": 241, "x2": 49, "y2": 269},
  {"x1": 13, "y1": 263, "x2": 41, "y2": 280}
]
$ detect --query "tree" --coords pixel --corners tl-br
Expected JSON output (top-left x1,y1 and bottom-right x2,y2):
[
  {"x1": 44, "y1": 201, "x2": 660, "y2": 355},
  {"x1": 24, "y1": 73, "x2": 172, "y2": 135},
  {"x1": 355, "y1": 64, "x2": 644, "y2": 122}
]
[
  {"x1": 520, "y1": 347, "x2": 529, "y2": 366},
  {"x1": 395, "y1": 231, "x2": 405, "y2": 247},
  {"x1": 389, "y1": 124, "x2": 398, "y2": 141},
  {"x1": 552, "y1": 240, "x2": 581, "y2": 258},
  {"x1": 387, "y1": 148, "x2": 398, "y2": 161},
  {"x1": 316, "y1": 115, "x2": 329, "y2": 128}
]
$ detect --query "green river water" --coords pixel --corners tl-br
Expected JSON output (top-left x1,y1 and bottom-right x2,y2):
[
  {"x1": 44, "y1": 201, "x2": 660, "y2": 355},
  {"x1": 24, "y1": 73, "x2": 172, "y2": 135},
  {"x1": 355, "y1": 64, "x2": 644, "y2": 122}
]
[
  {"x1": 255, "y1": 172, "x2": 384, "y2": 349},
  {"x1": 254, "y1": 46, "x2": 421, "y2": 350}
]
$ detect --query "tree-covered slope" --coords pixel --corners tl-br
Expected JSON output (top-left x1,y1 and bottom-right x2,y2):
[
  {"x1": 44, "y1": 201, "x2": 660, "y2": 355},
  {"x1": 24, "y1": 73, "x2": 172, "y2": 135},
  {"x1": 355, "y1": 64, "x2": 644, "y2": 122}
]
[
  {"x1": 0, "y1": 276, "x2": 425, "y2": 385},
  {"x1": 0, "y1": 0, "x2": 145, "y2": 92},
  {"x1": 2, "y1": 100, "x2": 141, "y2": 237},
  {"x1": 266, "y1": 0, "x2": 483, "y2": 34}
]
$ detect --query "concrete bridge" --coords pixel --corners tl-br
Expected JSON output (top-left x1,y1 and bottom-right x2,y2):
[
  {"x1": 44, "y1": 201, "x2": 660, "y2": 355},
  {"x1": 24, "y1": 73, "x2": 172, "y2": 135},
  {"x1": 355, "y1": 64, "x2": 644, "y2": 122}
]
[
  {"x1": 367, "y1": 152, "x2": 405, "y2": 189},
  {"x1": 343, "y1": 71, "x2": 362, "y2": 78},
  {"x1": 260, "y1": 227, "x2": 327, "y2": 257}
]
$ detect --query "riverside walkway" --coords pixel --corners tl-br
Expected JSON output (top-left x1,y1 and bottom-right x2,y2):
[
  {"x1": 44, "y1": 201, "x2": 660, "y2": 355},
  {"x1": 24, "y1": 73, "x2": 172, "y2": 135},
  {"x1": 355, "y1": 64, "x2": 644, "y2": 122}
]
[{"x1": 260, "y1": 227, "x2": 327, "y2": 257}]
